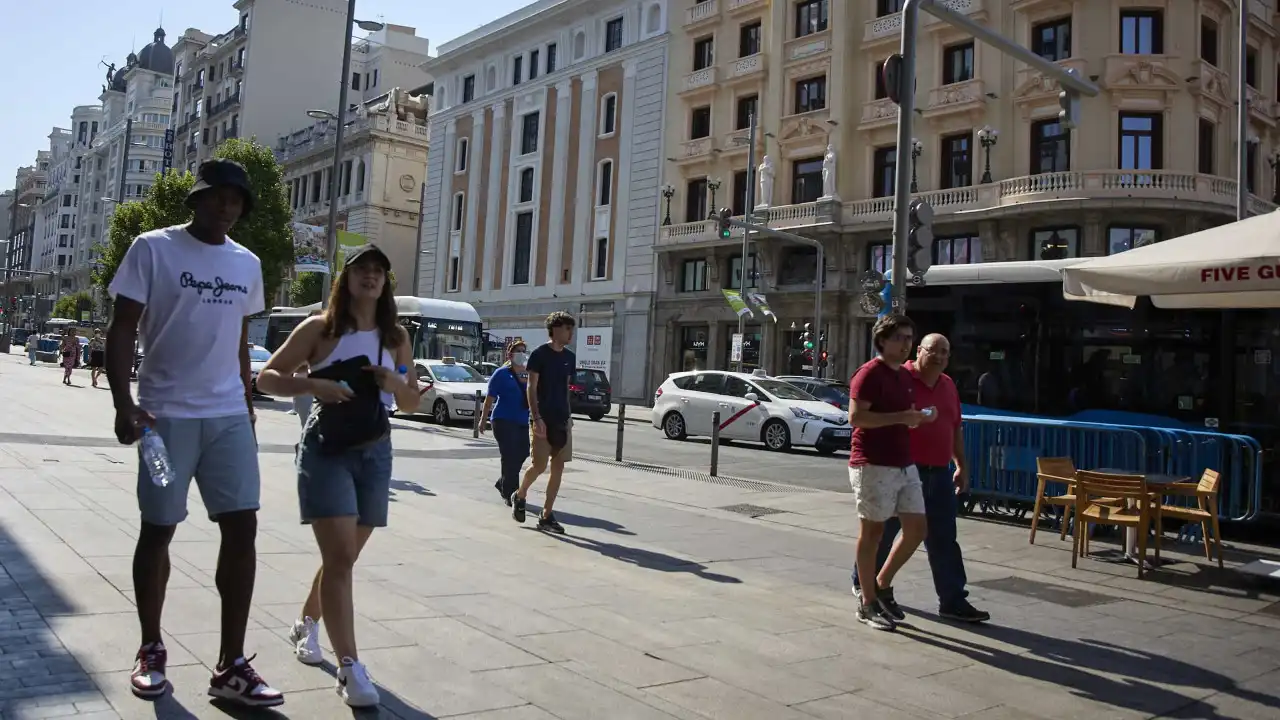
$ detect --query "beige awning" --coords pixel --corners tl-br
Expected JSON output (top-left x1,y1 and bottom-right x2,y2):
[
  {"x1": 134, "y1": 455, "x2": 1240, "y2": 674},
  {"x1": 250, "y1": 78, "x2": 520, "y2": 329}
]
[{"x1": 1061, "y1": 213, "x2": 1280, "y2": 309}]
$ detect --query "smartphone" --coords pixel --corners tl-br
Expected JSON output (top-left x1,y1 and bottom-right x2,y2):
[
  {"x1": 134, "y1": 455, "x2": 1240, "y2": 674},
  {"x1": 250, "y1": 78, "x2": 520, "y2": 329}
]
[{"x1": 921, "y1": 406, "x2": 936, "y2": 418}]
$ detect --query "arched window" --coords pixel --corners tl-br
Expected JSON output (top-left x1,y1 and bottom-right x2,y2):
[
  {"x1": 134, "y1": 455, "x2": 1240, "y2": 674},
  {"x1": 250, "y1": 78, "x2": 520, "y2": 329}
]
[
  {"x1": 572, "y1": 31, "x2": 586, "y2": 60},
  {"x1": 486, "y1": 65, "x2": 497, "y2": 91},
  {"x1": 645, "y1": 4, "x2": 662, "y2": 35}
]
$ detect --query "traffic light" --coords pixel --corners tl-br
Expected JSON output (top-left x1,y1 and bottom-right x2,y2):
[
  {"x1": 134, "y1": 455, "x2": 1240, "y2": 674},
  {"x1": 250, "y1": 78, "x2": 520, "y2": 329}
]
[
  {"x1": 801, "y1": 323, "x2": 814, "y2": 351},
  {"x1": 716, "y1": 207, "x2": 733, "y2": 239},
  {"x1": 1057, "y1": 89, "x2": 1080, "y2": 130},
  {"x1": 906, "y1": 199, "x2": 934, "y2": 277}
]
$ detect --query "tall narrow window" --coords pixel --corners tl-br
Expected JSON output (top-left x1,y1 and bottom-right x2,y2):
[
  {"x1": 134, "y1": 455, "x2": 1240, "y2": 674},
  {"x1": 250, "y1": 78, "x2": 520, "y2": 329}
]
[
  {"x1": 943, "y1": 42, "x2": 975, "y2": 84},
  {"x1": 795, "y1": 0, "x2": 828, "y2": 38},
  {"x1": 520, "y1": 112, "x2": 540, "y2": 154},
  {"x1": 1032, "y1": 18, "x2": 1071, "y2": 61},
  {"x1": 1031, "y1": 119, "x2": 1070, "y2": 174},
  {"x1": 462, "y1": 75, "x2": 475, "y2": 103},
  {"x1": 794, "y1": 76, "x2": 827, "y2": 114},
  {"x1": 512, "y1": 212, "x2": 533, "y2": 285},
  {"x1": 512, "y1": 56, "x2": 523, "y2": 85},
  {"x1": 546, "y1": 43, "x2": 558, "y2": 73},
  {"x1": 593, "y1": 237, "x2": 608, "y2": 280},
  {"x1": 693, "y1": 37, "x2": 714, "y2": 71},
  {"x1": 456, "y1": 137, "x2": 469, "y2": 173},
  {"x1": 940, "y1": 132, "x2": 973, "y2": 189},
  {"x1": 872, "y1": 146, "x2": 896, "y2": 197},
  {"x1": 686, "y1": 178, "x2": 708, "y2": 222},
  {"x1": 448, "y1": 256, "x2": 461, "y2": 292},
  {"x1": 1118, "y1": 113, "x2": 1163, "y2": 173},
  {"x1": 691, "y1": 106, "x2": 712, "y2": 139},
  {"x1": 600, "y1": 94, "x2": 617, "y2": 135},
  {"x1": 605, "y1": 18, "x2": 624, "y2": 52},
  {"x1": 1198, "y1": 118, "x2": 1215, "y2": 175},
  {"x1": 597, "y1": 160, "x2": 614, "y2": 206},
  {"x1": 518, "y1": 167, "x2": 535, "y2": 203},
  {"x1": 740, "y1": 22, "x2": 761, "y2": 57},
  {"x1": 1120, "y1": 11, "x2": 1162, "y2": 54},
  {"x1": 792, "y1": 157, "x2": 823, "y2": 204},
  {"x1": 1200, "y1": 17, "x2": 1218, "y2": 66},
  {"x1": 732, "y1": 169, "x2": 749, "y2": 216},
  {"x1": 451, "y1": 193, "x2": 465, "y2": 232},
  {"x1": 735, "y1": 95, "x2": 758, "y2": 130},
  {"x1": 529, "y1": 50, "x2": 540, "y2": 79}
]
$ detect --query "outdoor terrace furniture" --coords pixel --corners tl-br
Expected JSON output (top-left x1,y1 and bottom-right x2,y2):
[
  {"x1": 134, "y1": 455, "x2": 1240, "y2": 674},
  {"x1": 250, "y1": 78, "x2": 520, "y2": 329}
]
[
  {"x1": 1156, "y1": 469, "x2": 1224, "y2": 570},
  {"x1": 1031, "y1": 457, "x2": 1078, "y2": 545},
  {"x1": 1073, "y1": 470, "x2": 1162, "y2": 579}
]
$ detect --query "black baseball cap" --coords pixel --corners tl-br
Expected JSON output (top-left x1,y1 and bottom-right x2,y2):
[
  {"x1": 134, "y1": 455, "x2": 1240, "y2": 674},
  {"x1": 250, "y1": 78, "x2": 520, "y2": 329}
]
[
  {"x1": 344, "y1": 243, "x2": 391, "y2": 271},
  {"x1": 186, "y1": 159, "x2": 255, "y2": 216}
]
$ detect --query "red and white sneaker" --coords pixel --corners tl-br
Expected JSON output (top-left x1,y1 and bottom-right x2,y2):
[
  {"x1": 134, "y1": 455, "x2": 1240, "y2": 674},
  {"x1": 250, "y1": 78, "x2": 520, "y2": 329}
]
[
  {"x1": 207, "y1": 655, "x2": 284, "y2": 707},
  {"x1": 130, "y1": 642, "x2": 170, "y2": 699}
]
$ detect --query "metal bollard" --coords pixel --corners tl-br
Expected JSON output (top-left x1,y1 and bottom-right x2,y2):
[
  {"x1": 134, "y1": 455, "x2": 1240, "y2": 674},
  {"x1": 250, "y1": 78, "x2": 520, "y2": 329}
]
[
  {"x1": 472, "y1": 390, "x2": 482, "y2": 438},
  {"x1": 710, "y1": 410, "x2": 721, "y2": 477},
  {"x1": 615, "y1": 404, "x2": 626, "y2": 461}
]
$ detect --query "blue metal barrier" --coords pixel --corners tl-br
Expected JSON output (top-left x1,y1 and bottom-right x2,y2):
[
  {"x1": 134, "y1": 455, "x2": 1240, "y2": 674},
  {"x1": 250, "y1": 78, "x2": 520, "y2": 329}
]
[{"x1": 962, "y1": 415, "x2": 1263, "y2": 523}]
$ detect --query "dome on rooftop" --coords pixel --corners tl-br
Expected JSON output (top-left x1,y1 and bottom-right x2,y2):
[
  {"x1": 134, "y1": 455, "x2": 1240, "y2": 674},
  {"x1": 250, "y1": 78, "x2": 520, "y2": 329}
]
[{"x1": 138, "y1": 28, "x2": 174, "y2": 75}]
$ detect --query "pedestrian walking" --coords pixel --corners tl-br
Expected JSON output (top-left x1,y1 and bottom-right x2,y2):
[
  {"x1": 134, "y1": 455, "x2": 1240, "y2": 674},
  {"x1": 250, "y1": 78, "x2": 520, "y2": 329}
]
[
  {"x1": 480, "y1": 340, "x2": 530, "y2": 505},
  {"x1": 60, "y1": 328, "x2": 78, "y2": 385},
  {"x1": 256, "y1": 242, "x2": 420, "y2": 708},
  {"x1": 854, "y1": 333, "x2": 989, "y2": 623},
  {"x1": 511, "y1": 312, "x2": 576, "y2": 534},
  {"x1": 847, "y1": 313, "x2": 935, "y2": 631},
  {"x1": 88, "y1": 329, "x2": 106, "y2": 388},
  {"x1": 26, "y1": 332, "x2": 38, "y2": 365},
  {"x1": 105, "y1": 158, "x2": 283, "y2": 706}
]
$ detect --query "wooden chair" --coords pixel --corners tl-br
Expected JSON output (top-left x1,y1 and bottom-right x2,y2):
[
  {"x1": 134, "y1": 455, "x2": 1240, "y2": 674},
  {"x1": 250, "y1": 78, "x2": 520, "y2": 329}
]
[
  {"x1": 1073, "y1": 471, "x2": 1161, "y2": 579},
  {"x1": 1157, "y1": 469, "x2": 1224, "y2": 569},
  {"x1": 1031, "y1": 457, "x2": 1077, "y2": 544}
]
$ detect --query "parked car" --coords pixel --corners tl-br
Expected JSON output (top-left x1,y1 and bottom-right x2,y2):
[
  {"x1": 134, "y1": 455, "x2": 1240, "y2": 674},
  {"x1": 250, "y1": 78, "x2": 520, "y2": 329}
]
[
  {"x1": 570, "y1": 368, "x2": 612, "y2": 421},
  {"x1": 776, "y1": 376, "x2": 850, "y2": 411},
  {"x1": 247, "y1": 345, "x2": 271, "y2": 395},
  {"x1": 413, "y1": 357, "x2": 489, "y2": 424},
  {"x1": 651, "y1": 369, "x2": 850, "y2": 454}
]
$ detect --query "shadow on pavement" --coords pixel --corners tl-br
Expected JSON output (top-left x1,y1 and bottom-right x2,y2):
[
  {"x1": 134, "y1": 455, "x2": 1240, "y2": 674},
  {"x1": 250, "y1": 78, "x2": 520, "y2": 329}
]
[
  {"x1": 0, "y1": 521, "x2": 185, "y2": 717},
  {"x1": 549, "y1": 511, "x2": 635, "y2": 535},
  {"x1": 389, "y1": 478, "x2": 436, "y2": 501},
  {"x1": 906, "y1": 622, "x2": 1279, "y2": 718},
  {"x1": 546, "y1": 534, "x2": 741, "y2": 584}
]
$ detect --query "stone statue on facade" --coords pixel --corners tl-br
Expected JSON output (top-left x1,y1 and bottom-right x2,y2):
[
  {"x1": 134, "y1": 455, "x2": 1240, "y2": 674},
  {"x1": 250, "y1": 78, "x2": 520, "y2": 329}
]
[
  {"x1": 105, "y1": 63, "x2": 115, "y2": 84},
  {"x1": 820, "y1": 143, "x2": 837, "y2": 199},
  {"x1": 757, "y1": 155, "x2": 775, "y2": 209}
]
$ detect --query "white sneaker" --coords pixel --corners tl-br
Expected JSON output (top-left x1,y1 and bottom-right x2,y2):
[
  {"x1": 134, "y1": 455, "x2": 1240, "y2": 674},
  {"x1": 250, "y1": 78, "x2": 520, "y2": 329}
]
[
  {"x1": 336, "y1": 657, "x2": 379, "y2": 707},
  {"x1": 288, "y1": 617, "x2": 323, "y2": 666}
]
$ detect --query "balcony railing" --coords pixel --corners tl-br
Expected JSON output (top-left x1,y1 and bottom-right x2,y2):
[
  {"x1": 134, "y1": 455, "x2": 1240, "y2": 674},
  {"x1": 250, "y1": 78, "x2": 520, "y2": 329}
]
[
  {"x1": 685, "y1": 0, "x2": 718, "y2": 27},
  {"x1": 657, "y1": 170, "x2": 1277, "y2": 247}
]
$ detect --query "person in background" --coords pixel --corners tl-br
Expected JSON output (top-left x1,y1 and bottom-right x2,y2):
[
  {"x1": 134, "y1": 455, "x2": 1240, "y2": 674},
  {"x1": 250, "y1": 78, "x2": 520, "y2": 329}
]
[
  {"x1": 60, "y1": 328, "x2": 79, "y2": 385},
  {"x1": 853, "y1": 333, "x2": 989, "y2": 623},
  {"x1": 480, "y1": 340, "x2": 530, "y2": 506},
  {"x1": 27, "y1": 331, "x2": 39, "y2": 365},
  {"x1": 88, "y1": 329, "x2": 106, "y2": 388},
  {"x1": 256, "y1": 243, "x2": 420, "y2": 709}
]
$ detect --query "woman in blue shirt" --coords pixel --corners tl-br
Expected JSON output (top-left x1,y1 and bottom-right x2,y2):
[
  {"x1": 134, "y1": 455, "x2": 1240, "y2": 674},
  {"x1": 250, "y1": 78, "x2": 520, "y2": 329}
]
[{"x1": 480, "y1": 341, "x2": 530, "y2": 504}]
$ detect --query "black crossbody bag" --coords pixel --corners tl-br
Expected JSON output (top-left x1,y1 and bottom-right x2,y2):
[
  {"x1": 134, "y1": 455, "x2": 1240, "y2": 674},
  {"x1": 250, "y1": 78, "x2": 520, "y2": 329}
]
[{"x1": 307, "y1": 340, "x2": 390, "y2": 455}]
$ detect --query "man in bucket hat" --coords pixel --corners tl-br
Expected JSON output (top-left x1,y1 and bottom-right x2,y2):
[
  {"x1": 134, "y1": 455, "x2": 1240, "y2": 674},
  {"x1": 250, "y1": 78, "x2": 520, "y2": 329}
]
[{"x1": 105, "y1": 158, "x2": 284, "y2": 707}]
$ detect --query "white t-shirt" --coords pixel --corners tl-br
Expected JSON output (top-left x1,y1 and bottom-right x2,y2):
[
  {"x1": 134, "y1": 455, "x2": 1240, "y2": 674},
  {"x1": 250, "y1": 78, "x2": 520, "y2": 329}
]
[{"x1": 108, "y1": 225, "x2": 266, "y2": 419}]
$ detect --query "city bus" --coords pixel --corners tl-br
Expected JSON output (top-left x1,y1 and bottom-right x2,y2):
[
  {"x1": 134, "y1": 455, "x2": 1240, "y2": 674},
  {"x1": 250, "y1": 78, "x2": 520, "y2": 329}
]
[
  {"x1": 264, "y1": 296, "x2": 484, "y2": 362},
  {"x1": 905, "y1": 259, "x2": 1280, "y2": 514}
]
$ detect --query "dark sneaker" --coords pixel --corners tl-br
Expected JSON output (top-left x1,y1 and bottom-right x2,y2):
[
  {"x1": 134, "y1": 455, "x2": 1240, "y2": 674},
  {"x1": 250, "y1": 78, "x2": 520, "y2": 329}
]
[
  {"x1": 537, "y1": 513, "x2": 565, "y2": 534},
  {"x1": 939, "y1": 600, "x2": 991, "y2": 624},
  {"x1": 512, "y1": 494, "x2": 527, "y2": 523},
  {"x1": 208, "y1": 655, "x2": 284, "y2": 707},
  {"x1": 495, "y1": 480, "x2": 512, "y2": 505},
  {"x1": 130, "y1": 642, "x2": 169, "y2": 699},
  {"x1": 857, "y1": 602, "x2": 897, "y2": 631},
  {"x1": 876, "y1": 586, "x2": 906, "y2": 622}
]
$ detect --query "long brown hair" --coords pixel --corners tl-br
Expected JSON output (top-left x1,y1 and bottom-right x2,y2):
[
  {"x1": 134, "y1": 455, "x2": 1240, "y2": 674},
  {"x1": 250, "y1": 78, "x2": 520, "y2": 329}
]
[{"x1": 320, "y1": 260, "x2": 404, "y2": 347}]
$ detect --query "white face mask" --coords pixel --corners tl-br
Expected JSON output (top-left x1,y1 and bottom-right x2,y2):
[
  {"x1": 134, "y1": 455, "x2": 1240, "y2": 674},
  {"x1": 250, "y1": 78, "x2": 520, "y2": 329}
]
[{"x1": 512, "y1": 352, "x2": 529, "y2": 366}]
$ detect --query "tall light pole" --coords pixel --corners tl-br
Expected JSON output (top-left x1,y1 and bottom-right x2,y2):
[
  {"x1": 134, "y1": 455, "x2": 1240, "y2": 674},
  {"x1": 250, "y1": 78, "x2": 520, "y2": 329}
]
[
  {"x1": 317, "y1": 2, "x2": 384, "y2": 310},
  {"x1": 1237, "y1": 2, "x2": 1249, "y2": 222},
  {"x1": 736, "y1": 114, "x2": 757, "y2": 371}
]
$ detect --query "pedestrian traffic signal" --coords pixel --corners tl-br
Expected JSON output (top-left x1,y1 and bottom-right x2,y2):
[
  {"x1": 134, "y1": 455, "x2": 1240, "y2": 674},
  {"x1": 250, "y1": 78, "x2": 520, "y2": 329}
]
[
  {"x1": 906, "y1": 199, "x2": 934, "y2": 277},
  {"x1": 716, "y1": 208, "x2": 733, "y2": 239},
  {"x1": 801, "y1": 322, "x2": 814, "y2": 350}
]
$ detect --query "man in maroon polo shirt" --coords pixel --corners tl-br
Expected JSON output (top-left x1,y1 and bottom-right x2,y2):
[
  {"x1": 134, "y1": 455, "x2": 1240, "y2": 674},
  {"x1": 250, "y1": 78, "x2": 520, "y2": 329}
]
[
  {"x1": 854, "y1": 332, "x2": 989, "y2": 623},
  {"x1": 847, "y1": 314, "x2": 933, "y2": 631}
]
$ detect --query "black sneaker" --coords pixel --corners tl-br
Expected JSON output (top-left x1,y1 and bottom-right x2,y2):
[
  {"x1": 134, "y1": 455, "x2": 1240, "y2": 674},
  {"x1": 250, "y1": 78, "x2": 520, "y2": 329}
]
[
  {"x1": 537, "y1": 513, "x2": 565, "y2": 534},
  {"x1": 495, "y1": 480, "x2": 511, "y2": 505},
  {"x1": 512, "y1": 494, "x2": 527, "y2": 523},
  {"x1": 857, "y1": 602, "x2": 897, "y2": 631},
  {"x1": 207, "y1": 655, "x2": 284, "y2": 707},
  {"x1": 939, "y1": 600, "x2": 990, "y2": 624},
  {"x1": 876, "y1": 586, "x2": 906, "y2": 622}
]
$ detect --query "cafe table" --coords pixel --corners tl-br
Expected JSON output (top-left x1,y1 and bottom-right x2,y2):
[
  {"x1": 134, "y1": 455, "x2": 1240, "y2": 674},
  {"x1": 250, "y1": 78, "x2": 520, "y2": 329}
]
[{"x1": 1092, "y1": 469, "x2": 1189, "y2": 568}]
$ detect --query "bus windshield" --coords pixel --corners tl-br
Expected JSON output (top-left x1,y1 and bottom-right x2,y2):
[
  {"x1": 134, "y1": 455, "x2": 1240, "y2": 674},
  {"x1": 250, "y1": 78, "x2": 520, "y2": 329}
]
[{"x1": 403, "y1": 318, "x2": 482, "y2": 362}]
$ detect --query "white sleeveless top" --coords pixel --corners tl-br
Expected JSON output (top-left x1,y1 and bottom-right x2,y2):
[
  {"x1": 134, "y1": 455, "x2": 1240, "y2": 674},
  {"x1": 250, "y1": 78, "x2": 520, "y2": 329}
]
[{"x1": 311, "y1": 329, "x2": 398, "y2": 408}]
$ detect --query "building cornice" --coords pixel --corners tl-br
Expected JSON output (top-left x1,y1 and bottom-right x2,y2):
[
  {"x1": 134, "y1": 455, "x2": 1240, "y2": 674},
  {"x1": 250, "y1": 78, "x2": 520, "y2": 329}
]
[
  {"x1": 430, "y1": 33, "x2": 667, "y2": 122},
  {"x1": 432, "y1": 0, "x2": 580, "y2": 61}
]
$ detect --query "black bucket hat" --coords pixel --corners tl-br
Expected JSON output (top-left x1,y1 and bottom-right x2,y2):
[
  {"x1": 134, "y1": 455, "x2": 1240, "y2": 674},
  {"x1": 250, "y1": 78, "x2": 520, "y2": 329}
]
[
  {"x1": 344, "y1": 243, "x2": 391, "y2": 271},
  {"x1": 186, "y1": 159, "x2": 255, "y2": 216}
]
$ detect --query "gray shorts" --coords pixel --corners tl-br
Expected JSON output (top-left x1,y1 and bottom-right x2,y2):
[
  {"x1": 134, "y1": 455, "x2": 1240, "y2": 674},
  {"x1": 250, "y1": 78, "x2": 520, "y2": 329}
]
[
  {"x1": 137, "y1": 414, "x2": 261, "y2": 526},
  {"x1": 296, "y1": 433, "x2": 393, "y2": 527}
]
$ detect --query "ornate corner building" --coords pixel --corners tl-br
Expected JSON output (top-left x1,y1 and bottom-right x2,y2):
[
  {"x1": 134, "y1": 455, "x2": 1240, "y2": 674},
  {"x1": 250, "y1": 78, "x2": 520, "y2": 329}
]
[
  {"x1": 417, "y1": 0, "x2": 672, "y2": 403},
  {"x1": 653, "y1": 0, "x2": 1277, "y2": 389}
]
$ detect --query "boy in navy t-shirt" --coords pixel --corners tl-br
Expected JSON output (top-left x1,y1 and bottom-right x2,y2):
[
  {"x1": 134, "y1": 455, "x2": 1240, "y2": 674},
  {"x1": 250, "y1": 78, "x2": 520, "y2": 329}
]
[{"x1": 511, "y1": 312, "x2": 577, "y2": 534}]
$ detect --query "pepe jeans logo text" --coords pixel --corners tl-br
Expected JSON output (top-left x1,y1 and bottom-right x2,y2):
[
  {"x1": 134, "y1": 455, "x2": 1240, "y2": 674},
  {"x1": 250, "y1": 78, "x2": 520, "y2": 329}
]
[{"x1": 179, "y1": 272, "x2": 249, "y2": 305}]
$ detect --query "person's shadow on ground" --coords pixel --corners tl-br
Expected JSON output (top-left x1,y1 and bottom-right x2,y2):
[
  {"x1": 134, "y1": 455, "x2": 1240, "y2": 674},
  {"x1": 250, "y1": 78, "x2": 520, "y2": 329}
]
[
  {"x1": 545, "y1": 533, "x2": 741, "y2": 584},
  {"x1": 389, "y1": 478, "x2": 435, "y2": 501},
  {"x1": 905, "y1": 621, "x2": 1278, "y2": 718},
  {"x1": 545, "y1": 511, "x2": 634, "y2": 535}
]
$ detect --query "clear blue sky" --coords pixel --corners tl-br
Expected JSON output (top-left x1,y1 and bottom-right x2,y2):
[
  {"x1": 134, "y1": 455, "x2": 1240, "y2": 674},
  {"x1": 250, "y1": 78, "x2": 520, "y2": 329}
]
[{"x1": 0, "y1": 0, "x2": 532, "y2": 191}]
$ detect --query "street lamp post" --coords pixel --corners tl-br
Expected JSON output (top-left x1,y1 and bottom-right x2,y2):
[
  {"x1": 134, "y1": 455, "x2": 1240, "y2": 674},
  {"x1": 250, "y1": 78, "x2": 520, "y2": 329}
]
[
  {"x1": 318, "y1": 2, "x2": 385, "y2": 311},
  {"x1": 910, "y1": 138, "x2": 923, "y2": 193},
  {"x1": 660, "y1": 184, "x2": 675, "y2": 226},
  {"x1": 977, "y1": 126, "x2": 999, "y2": 184},
  {"x1": 706, "y1": 177, "x2": 721, "y2": 219},
  {"x1": 736, "y1": 114, "x2": 758, "y2": 372}
]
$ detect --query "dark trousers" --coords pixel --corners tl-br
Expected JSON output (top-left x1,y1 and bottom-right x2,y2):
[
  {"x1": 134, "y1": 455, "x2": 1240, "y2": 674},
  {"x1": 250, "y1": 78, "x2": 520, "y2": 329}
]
[
  {"x1": 852, "y1": 465, "x2": 969, "y2": 610},
  {"x1": 492, "y1": 419, "x2": 530, "y2": 497}
]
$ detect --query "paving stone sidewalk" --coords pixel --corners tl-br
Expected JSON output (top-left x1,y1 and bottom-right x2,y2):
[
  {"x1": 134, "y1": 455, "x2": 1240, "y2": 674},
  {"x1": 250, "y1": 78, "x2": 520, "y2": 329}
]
[{"x1": 0, "y1": 355, "x2": 1278, "y2": 719}]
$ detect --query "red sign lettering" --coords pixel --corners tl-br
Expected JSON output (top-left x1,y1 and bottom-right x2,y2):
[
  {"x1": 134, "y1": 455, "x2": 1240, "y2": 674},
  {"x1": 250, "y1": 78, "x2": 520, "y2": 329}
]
[{"x1": 1201, "y1": 265, "x2": 1263, "y2": 283}]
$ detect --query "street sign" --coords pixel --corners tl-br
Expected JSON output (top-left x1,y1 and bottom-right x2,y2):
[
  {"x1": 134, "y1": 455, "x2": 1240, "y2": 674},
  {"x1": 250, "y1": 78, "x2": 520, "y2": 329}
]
[
  {"x1": 882, "y1": 54, "x2": 904, "y2": 104},
  {"x1": 730, "y1": 333, "x2": 743, "y2": 362},
  {"x1": 859, "y1": 269, "x2": 887, "y2": 293}
]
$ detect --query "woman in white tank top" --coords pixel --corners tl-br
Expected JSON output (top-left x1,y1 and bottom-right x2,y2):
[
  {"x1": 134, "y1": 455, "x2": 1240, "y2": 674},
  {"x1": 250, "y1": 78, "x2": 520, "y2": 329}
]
[{"x1": 255, "y1": 244, "x2": 420, "y2": 708}]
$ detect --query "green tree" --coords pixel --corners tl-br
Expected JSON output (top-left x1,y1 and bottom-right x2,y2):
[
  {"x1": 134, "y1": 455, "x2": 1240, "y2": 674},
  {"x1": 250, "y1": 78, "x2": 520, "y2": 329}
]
[
  {"x1": 215, "y1": 138, "x2": 293, "y2": 302},
  {"x1": 289, "y1": 272, "x2": 326, "y2": 306},
  {"x1": 93, "y1": 138, "x2": 292, "y2": 301},
  {"x1": 53, "y1": 291, "x2": 94, "y2": 320}
]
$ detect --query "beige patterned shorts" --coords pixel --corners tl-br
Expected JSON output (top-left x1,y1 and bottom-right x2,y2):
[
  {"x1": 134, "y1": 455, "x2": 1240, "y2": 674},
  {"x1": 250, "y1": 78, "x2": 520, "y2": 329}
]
[{"x1": 848, "y1": 464, "x2": 926, "y2": 522}]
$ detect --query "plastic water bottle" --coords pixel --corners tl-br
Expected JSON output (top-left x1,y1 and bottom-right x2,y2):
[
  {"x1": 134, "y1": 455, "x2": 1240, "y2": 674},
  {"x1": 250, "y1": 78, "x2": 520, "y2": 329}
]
[{"x1": 139, "y1": 427, "x2": 174, "y2": 488}]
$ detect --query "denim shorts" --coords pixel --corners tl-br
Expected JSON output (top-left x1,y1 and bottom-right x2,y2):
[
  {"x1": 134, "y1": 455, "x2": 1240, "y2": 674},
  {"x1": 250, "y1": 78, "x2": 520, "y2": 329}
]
[
  {"x1": 137, "y1": 414, "x2": 261, "y2": 526},
  {"x1": 296, "y1": 432, "x2": 393, "y2": 527}
]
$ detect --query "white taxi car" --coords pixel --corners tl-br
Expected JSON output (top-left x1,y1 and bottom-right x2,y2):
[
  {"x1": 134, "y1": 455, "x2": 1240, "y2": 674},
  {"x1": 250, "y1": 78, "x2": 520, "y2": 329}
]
[
  {"x1": 413, "y1": 357, "x2": 489, "y2": 425},
  {"x1": 248, "y1": 345, "x2": 271, "y2": 395},
  {"x1": 651, "y1": 369, "x2": 850, "y2": 454}
]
